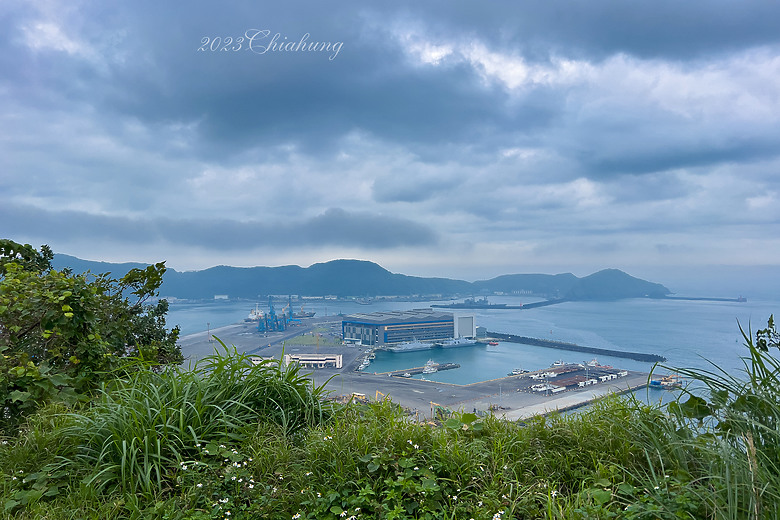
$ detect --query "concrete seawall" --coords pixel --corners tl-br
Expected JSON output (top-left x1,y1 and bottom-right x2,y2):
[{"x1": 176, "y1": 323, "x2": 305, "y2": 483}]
[{"x1": 488, "y1": 331, "x2": 666, "y2": 363}]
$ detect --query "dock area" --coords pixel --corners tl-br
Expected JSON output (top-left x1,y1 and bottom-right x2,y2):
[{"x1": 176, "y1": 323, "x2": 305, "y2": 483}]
[
  {"x1": 179, "y1": 317, "x2": 654, "y2": 420},
  {"x1": 488, "y1": 331, "x2": 666, "y2": 362},
  {"x1": 380, "y1": 362, "x2": 461, "y2": 377}
]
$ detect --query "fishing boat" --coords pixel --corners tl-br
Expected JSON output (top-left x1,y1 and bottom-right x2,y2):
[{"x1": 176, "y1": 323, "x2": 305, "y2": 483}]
[
  {"x1": 422, "y1": 359, "x2": 439, "y2": 374},
  {"x1": 649, "y1": 374, "x2": 683, "y2": 389},
  {"x1": 488, "y1": 341, "x2": 499, "y2": 346},
  {"x1": 585, "y1": 358, "x2": 613, "y2": 369}
]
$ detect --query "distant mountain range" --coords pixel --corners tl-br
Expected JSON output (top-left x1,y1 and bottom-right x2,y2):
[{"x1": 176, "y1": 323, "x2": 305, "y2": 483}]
[{"x1": 51, "y1": 254, "x2": 671, "y2": 301}]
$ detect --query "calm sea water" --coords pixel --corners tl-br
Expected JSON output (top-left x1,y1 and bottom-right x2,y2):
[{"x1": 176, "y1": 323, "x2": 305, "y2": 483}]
[{"x1": 168, "y1": 296, "x2": 779, "y2": 384}]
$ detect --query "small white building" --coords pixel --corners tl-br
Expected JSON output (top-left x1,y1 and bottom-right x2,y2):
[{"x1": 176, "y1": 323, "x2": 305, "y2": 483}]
[{"x1": 283, "y1": 353, "x2": 343, "y2": 369}]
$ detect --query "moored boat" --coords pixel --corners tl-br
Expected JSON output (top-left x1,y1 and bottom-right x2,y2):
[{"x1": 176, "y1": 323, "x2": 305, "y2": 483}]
[
  {"x1": 422, "y1": 359, "x2": 439, "y2": 374},
  {"x1": 387, "y1": 340, "x2": 435, "y2": 352},
  {"x1": 438, "y1": 337, "x2": 478, "y2": 348},
  {"x1": 245, "y1": 304, "x2": 264, "y2": 322}
]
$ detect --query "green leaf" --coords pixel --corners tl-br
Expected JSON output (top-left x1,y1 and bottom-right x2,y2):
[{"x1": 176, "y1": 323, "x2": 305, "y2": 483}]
[
  {"x1": 679, "y1": 395, "x2": 712, "y2": 421},
  {"x1": 590, "y1": 488, "x2": 611, "y2": 505},
  {"x1": 421, "y1": 478, "x2": 439, "y2": 490},
  {"x1": 444, "y1": 418, "x2": 462, "y2": 430},
  {"x1": 9, "y1": 390, "x2": 32, "y2": 403},
  {"x1": 460, "y1": 412, "x2": 478, "y2": 424}
]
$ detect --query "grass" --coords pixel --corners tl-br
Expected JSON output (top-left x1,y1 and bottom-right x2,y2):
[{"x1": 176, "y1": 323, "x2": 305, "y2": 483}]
[
  {"x1": 285, "y1": 330, "x2": 343, "y2": 347},
  {"x1": 1, "y1": 321, "x2": 779, "y2": 519}
]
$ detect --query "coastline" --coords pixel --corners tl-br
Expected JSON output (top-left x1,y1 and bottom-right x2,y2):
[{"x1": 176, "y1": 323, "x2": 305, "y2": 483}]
[{"x1": 177, "y1": 316, "x2": 651, "y2": 419}]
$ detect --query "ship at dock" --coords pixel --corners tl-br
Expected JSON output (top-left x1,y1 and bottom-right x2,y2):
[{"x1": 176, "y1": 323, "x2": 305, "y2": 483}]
[
  {"x1": 431, "y1": 296, "x2": 522, "y2": 309},
  {"x1": 436, "y1": 337, "x2": 478, "y2": 348},
  {"x1": 386, "y1": 340, "x2": 436, "y2": 352},
  {"x1": 244, "y1": 304, "x2": 264, "y2": 322}
]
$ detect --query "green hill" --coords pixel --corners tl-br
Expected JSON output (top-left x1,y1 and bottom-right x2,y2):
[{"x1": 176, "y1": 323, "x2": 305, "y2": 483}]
[{"x1": 52, "y1": 254, "x2": 670, "y2": 300}]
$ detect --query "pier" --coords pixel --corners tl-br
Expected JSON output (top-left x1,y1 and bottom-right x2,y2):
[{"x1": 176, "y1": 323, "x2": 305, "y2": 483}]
[
  {"x1": 380, "y1": 363, "x2": 461, "y2": 377},
  {"x1": 662, "y1": 296, "x2": 747, "y2": 303},
  {"x1": 487, "y1": 331, "x2": 666, "y2": 362}
]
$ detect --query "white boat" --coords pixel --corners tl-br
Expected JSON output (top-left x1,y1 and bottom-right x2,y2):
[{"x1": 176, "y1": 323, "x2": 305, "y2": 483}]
[
  {"x1": 585, "y1": 358, "x2": 613, "y2": 369},
  {"x1": 438, "y1": 337, "x2": 477, "y2": 348},
  {"x1": 386, "y1": 340, "x2": 435, "y2": 352},
  {"x1": 508, "y1": 368, "x2": 528, "y2": 376},
  {"x1": 244, "y1": 304, "x2": 264, "y2": 322},
  {"x1": 422, "y1": 359, "x2": 439, "y2": 374}
]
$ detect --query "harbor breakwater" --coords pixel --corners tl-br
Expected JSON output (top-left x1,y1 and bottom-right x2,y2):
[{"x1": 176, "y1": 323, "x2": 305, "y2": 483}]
[{"x1": 487, "y1": 331, "x2": 666, "y2": 363}]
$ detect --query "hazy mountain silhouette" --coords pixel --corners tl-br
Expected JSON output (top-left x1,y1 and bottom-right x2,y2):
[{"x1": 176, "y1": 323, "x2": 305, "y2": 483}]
[{"x1": 52, "y1": 254, "x2": 670, "y2": 300}]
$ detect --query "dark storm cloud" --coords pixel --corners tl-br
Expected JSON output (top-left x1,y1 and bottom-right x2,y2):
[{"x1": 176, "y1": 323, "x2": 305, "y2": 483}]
[
  {"x1": 369, "y1": 0, "x2": 780, "y2": 60},
  {"x1": 3, "y1": 0, "x2": 780, "y2": 272},
  {"x1": 3, "y1": 0, "x2": 778, "y2": 167},
  {"x1": 583, "y1": 137, "x2": 780, "y2": 176},
  {"x1": 2, "y1": 204, "x2": 438, "y2": 249}
]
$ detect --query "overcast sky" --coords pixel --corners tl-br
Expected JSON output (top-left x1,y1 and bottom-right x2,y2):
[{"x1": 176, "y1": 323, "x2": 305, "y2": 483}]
[{"x1": 2, "y1": 1, "x2": 779, "y2": 291}]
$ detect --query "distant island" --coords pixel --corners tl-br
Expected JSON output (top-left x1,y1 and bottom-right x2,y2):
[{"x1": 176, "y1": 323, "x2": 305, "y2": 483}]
[{"x1": 53, "y1": 255, "x2": 674, "y2": 302}]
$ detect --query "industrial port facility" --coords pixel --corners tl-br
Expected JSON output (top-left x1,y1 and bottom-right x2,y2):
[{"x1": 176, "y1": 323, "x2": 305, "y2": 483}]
[
  {"x1": 341, "y1": 309, "x2": 475, "y2": 346},
  {"x1": 179, "y1": 305, "x2": 658, "y2": 420}
]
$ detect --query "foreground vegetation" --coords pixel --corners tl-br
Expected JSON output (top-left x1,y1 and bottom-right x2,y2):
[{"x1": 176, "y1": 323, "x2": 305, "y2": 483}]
[
  {"x1": 1, "y1": 324, "x2": 778, "y2": 519},
  {"x1": 1, "y1": 241, "x2": 778, "y2": 518}
]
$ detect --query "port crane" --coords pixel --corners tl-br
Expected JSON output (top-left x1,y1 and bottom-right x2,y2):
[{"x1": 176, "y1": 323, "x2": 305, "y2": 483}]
[{"x1": 256, "y1": 295, "x2": 286, "y2": 332}]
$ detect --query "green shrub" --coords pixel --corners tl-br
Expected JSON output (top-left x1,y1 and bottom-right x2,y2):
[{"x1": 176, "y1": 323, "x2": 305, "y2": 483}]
[{"x1": 3, "y1": 341, "x2": 331, "y2": 505}]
